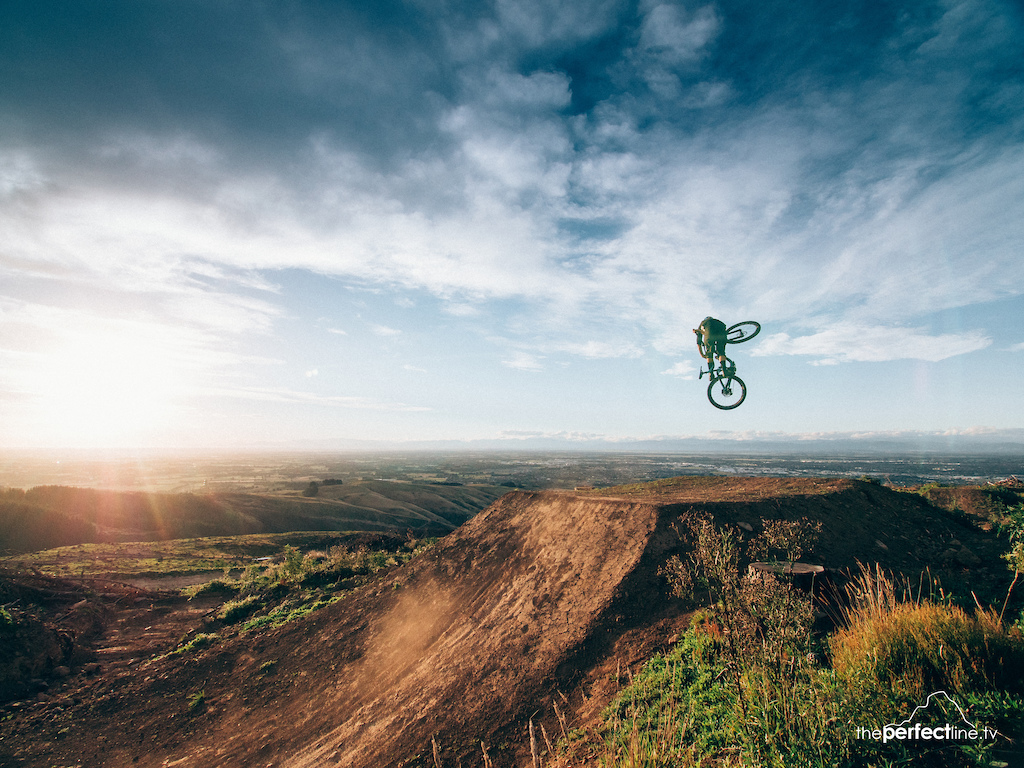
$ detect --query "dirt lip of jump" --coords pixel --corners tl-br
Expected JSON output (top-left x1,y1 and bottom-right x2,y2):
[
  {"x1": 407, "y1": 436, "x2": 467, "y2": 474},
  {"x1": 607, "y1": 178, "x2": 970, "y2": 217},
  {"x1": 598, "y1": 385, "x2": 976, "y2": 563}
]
[{"x1": 2, "y1": 477, "x2": 1012, "y2": 768}]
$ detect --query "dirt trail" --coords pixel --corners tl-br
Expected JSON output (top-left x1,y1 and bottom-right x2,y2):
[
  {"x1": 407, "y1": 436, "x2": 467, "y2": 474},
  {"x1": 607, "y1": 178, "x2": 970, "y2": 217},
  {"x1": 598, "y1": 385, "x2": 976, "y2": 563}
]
[{"x1": 1, "y1": 479, "x2": 1013, "y2": 768}]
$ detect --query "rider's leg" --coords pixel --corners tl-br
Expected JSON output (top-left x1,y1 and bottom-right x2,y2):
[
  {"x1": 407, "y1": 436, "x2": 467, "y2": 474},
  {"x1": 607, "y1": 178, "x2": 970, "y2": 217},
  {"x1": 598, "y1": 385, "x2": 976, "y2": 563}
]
[{"x1": 713, "y1": 339, "x2": 727, "y2": 373}]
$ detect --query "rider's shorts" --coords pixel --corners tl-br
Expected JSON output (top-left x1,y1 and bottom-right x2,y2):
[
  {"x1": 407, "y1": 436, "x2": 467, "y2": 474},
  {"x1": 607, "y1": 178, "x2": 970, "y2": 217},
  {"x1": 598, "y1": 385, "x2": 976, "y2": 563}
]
[
  {"x1": 701, "y1": 321, "x2": 728, "y2": 357},
  {"x1": 704, "y1": 334, "x2": 726, "y2": 357}
]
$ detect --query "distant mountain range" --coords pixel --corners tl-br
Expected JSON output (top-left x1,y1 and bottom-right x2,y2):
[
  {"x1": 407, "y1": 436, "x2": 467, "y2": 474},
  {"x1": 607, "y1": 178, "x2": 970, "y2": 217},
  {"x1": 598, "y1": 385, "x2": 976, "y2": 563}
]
[{"x1": 261, "y1": 429, "x2": 1024, "y2": 455}]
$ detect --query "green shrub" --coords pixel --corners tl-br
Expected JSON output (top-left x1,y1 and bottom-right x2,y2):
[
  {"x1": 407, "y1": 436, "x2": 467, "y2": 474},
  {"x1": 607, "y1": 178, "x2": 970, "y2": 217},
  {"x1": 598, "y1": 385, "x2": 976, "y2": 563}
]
[
  {"x1": 217, "y1": 595, "x2": 262, "y2": 624},
  {"x1": 601, "y1": 629, "x2": 738, "y2": 763},
  {"x1": 283, "y1": 545, "x2": 303, "y2": 577},
  {"x1": 182, "y1": 579, "x2": 240, "y2": 599},
  {"x1": 166, "y1": 632, "x2": 219, "y2": 657},
  {"x1": 575, "y1": 528, "x2": 1024, "y2": 768}
]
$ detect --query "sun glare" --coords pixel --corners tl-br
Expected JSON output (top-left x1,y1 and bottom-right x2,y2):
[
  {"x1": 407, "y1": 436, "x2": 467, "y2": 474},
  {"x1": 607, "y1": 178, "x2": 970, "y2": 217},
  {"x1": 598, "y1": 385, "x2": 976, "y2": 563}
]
[{"x1": 29, "y1": 333, "x2": 182, "y2": 448}]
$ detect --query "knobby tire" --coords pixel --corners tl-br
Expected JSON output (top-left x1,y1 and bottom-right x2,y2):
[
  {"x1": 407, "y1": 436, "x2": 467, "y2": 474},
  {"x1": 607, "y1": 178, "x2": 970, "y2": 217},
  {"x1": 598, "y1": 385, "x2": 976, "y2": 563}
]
[
  {"x1": 726, "y1": 321, "x2": 760, "y2": 344},
  {"x1": 707, "y1": 374, "x2": 746, "y2": 410}
]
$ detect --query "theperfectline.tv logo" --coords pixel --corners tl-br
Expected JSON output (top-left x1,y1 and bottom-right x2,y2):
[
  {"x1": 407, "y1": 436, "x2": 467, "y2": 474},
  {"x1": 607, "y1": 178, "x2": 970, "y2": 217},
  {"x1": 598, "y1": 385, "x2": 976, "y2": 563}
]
[
  {"x1": 855, "y1": 690, "x2": 1000, "y2": 745},
  {"x1": 856, "y1": 722, "x2": 999, "y2": 744}
]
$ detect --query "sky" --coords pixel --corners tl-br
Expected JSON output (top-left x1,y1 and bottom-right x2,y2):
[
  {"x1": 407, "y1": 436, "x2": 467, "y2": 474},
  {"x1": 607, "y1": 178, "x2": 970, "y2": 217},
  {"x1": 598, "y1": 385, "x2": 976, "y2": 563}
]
[{"x1": 1, "y1": 0, "x2": 1024, "y2": 451}]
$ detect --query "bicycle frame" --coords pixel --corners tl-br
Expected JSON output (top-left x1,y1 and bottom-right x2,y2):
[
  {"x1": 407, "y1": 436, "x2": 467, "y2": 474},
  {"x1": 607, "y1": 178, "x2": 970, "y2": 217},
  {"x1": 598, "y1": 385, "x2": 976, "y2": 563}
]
[{"x1": 699, "y1": 356, "x2": 737, "y2": 380}]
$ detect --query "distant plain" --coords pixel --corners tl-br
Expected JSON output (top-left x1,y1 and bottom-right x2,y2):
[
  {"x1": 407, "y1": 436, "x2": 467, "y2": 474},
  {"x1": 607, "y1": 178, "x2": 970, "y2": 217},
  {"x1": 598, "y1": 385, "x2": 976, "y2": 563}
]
[{"x1": 2, "y1": 449, "x2": 1022, "y2": 493}]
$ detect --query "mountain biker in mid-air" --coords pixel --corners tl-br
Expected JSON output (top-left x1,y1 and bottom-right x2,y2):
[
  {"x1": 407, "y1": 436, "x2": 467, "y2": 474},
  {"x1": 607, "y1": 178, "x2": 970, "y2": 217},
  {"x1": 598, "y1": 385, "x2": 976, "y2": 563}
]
[
  {"x1": 692, "y1": 316, "x2": 760, "y2": 409},
  {"x1": 694, "y1": 316, "x2": 733, "y2": 376}
]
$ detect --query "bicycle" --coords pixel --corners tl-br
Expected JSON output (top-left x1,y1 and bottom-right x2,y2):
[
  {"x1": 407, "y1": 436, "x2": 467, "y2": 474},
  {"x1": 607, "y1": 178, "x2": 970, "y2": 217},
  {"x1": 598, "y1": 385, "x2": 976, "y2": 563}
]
[{"x1": 695, "y1": 321, "x2": 760, "y2": 410}]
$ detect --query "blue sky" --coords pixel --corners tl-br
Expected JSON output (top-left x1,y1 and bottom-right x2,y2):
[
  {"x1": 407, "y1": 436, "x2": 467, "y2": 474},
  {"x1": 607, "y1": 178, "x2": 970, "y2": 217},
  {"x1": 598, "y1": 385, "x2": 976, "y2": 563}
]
[{"x1": 1, "y1": 0, "x2": 1023, "y2": 450}]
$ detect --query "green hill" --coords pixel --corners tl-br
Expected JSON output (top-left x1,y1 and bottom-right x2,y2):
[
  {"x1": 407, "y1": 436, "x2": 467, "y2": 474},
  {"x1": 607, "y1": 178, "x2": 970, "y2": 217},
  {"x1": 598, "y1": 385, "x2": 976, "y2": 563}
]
[{"x1": 0, "y1": 481, "x2": 509, "y2": 554}]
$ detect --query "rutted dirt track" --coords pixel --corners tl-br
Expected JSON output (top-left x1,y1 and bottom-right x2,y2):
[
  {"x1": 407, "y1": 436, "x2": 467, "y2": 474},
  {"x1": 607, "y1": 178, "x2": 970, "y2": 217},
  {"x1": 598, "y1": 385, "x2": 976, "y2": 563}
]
[{"x1": 1, "y1": 479, "x2": 1013, "y2": 767}]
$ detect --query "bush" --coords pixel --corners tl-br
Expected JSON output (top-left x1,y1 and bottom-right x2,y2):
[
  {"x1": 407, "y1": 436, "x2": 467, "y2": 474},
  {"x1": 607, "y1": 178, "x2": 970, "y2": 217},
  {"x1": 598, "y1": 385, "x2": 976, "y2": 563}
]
[
  {"x1": 182, "y1": 579, "x2": 240, "y2": 599},
  {"x1": 217, "y1": 595, "x2": 262, "y2": 625},
  {"x1": 574, "y1": 526, "x2": 1024, "y2": 768},
  {"x1": 283, "y1": 545, "x2": 304, "y2": 577}
]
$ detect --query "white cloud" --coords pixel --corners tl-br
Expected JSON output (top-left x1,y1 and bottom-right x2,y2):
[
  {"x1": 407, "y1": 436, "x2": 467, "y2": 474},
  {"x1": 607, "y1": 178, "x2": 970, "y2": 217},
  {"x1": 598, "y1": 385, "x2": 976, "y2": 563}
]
[
  {"x1": 501, "y1": 351, "x2": 544, "y2": 371},
  {"x1": 638, "y1": 4, "x2": 719, "y2": 63},
  {"x1": 201, "y1": 386, "x2": 430, "y2": 411},
  {"x1": 370, "y1": 324, "x2": 402, "y2": 336},
  {"x1": 557, "y1": 340, "x2": 644, "y2": 359},
  {"x1": 96, "y1": 132, "x2": 221, "y2": 168},
  {"x1": 753, "y1": 324, "x2": 991, "y2": 363},
  {"x1": 491, "y1": 0, "x2": 623, "y2": 48},
  {"x1": 3, "y1": 115, "x2": 1020, "y2": 377},
  {"x1": 0, "y1": 151, "x2": 45, "y2": 196},
  {"x1": 497, "y1": 429, "x2": 607, "y2": 441},
  {"x1": 660, "y1": 360, "x2": 697, "y2": 378}
]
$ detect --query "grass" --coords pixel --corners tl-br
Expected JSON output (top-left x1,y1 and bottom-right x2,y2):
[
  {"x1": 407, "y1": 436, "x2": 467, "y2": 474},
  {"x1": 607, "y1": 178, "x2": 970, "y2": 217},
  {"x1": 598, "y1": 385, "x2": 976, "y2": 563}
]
[
  {"x1": 831, "y1": 600, "x2": 1024, "y2": 699},
  {"x1": 578, "y1": 594, "x2": 1024, "y2": 766},
  {"x1": 187, "y1": 689, "x2": 206, "y2": 712},
  {"x1": 0, "y1": 530, "x2": 422, "y2": 580},
  {"x1": 561, "y1": 515, "x2": 1024, "y2": 768},
  {"x1": 217, "y1": 595, "x2": 262, "y2": 624},
  {"x1": 163, "y1": 632, "x2": 220, "y2": 658},
  {"x1": 227, "y1": 540, "x2": 430, "y2": 631},
  {"x1": 156, "y1": 539, "x2": 413, "y2": 651},
  {"x1": 183, "y1": 578, "x2": 241, "y2": 599},
  {"x1": 163, "y1": 536, "x2": 439, "y2": 657}
]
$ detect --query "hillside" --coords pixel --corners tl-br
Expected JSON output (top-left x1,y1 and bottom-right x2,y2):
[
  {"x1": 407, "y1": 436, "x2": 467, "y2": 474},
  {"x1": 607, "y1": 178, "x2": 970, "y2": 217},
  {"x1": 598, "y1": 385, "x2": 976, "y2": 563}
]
[
  {"x1": 1, "y1": 477, "x2": 1017, "y2": 767},
  {"x1": 0, "y1": 481, "x2": 508, "y2": 554}
]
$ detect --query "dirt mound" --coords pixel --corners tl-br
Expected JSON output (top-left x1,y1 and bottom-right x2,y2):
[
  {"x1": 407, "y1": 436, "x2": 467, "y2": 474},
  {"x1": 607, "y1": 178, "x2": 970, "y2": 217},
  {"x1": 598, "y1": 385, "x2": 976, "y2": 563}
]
[
  {"x1": 0, "y1": 569, "x2": 166, "y2": 704},
  {"x1": 1, "y1": 478, "x2": 1013, "y2": 767}
]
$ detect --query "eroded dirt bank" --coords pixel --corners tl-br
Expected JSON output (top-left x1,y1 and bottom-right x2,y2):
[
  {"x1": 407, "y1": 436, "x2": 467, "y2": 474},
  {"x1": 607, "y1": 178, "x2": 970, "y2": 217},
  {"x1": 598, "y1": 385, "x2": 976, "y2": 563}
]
[{"x1": 1, "y1": 478, "x2": 1012, "y2": 767}]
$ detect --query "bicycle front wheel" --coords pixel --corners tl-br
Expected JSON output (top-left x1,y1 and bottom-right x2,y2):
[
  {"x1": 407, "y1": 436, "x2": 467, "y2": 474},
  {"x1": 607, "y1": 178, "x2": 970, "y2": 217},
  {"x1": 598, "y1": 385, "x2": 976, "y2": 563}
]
[
  {"x1": 726, "y1": 321, "x2": 761, "y2": 344},
  {"x1": 707, "y1": 374, "x2": 747, "y2": 410}
]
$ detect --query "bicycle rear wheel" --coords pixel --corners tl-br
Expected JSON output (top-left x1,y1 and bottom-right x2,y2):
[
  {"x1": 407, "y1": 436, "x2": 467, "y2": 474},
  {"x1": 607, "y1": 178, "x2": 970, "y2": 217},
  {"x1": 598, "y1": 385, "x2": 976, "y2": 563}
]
[
  {"x1": 707, "y1": 374, "x2": 746, "y2": 409},
  {"x1": 726, "y1": 321, "x2": 760, "y2": 344}
]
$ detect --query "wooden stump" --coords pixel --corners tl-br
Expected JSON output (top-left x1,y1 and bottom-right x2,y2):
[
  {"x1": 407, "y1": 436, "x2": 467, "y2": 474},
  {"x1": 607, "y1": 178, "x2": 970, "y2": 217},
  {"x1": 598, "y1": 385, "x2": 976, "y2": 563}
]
[{"x1": 747, "y1": 561, "x2": 825, "y2": 592}]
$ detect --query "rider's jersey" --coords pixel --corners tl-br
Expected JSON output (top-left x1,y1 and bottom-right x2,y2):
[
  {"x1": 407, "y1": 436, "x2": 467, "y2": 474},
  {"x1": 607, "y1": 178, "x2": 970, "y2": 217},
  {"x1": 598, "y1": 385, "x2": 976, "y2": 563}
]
[{"x1": 699, "y1": 317, "x2": 727, "y2": 339}]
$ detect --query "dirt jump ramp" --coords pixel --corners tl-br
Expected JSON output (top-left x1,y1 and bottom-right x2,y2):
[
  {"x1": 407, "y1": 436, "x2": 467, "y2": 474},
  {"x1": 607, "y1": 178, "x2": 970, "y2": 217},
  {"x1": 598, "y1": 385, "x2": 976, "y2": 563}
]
[{"x1": 217, "y1": 491, "x2": 669, "y2": 768}]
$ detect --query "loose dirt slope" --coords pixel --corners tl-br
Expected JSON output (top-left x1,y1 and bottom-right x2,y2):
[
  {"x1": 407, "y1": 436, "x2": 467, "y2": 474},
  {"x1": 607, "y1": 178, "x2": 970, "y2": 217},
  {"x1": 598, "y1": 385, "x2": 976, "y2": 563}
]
[{"x1": 1, "y1": 478, "x2": 1011, "y2": 767}]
